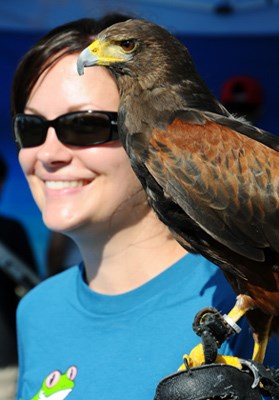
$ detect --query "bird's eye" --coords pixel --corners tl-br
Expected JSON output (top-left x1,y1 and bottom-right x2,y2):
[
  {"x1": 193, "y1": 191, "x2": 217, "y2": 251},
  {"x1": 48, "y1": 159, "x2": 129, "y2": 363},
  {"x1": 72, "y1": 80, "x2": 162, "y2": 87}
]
[{"x1": 119, "y1": 40, "x2": 136, "y2": 52}]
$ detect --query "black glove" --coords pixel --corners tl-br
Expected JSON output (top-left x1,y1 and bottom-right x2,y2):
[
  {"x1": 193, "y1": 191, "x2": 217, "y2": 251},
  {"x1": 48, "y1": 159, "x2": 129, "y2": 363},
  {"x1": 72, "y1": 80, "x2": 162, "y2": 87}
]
[{"x1": 154, "y1": 362, "x2": 262, "y2": 400}]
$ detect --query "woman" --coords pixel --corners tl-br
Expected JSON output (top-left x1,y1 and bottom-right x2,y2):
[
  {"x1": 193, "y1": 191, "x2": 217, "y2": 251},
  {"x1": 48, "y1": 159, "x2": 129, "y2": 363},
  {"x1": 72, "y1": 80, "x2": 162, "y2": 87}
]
[{"x1": 11, "y1": 15, "x2": 277, "y2": 399}]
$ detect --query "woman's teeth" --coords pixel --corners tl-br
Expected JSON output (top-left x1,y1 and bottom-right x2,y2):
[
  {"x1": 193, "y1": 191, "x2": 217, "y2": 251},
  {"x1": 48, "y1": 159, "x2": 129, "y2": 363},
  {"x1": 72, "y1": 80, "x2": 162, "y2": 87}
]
[{"x1": 46, "y1": 180, "x2": 87, "y2": 189}]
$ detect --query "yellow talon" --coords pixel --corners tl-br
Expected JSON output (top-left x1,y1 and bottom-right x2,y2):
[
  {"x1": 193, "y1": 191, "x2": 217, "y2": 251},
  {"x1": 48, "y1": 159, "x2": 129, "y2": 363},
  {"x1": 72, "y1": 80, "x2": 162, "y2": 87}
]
[
  {"x1": 178, "y1": 342, "x2": 243, "y2": 371},
  {"x1": 178, "y1": 344, "x2": 205, "y2": 370},
  {"x1": 214, "y1": 354, "x2": 242, "y2": 369}
]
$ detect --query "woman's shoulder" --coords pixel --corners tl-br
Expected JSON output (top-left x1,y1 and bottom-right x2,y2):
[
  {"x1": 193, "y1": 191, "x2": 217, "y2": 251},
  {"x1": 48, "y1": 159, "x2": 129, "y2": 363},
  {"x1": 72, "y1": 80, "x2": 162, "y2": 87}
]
[{"x1": 17, "y1": 265, "x2": 80, "y2": 315}]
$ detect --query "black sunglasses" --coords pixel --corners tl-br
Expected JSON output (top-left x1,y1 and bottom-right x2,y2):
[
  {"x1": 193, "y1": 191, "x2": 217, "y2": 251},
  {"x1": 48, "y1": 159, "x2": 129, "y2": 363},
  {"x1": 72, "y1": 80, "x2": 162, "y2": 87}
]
[{"x1": 13, "y1": 110, "x2": 119, "y2": 148}]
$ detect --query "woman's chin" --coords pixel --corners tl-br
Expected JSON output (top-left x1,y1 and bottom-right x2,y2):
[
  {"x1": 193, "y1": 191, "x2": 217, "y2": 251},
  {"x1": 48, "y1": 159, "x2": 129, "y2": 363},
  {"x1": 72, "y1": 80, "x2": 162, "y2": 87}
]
[{"x1": 42, "y1": 205, "x2": 81, "y2": 232}]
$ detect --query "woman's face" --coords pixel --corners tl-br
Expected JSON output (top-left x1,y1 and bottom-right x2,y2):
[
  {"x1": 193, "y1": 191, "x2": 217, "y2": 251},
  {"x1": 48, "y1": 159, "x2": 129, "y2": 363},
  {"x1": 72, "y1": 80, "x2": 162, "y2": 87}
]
[{"x1": 19, "y1": 54, "x2": 145, "y2": 234}]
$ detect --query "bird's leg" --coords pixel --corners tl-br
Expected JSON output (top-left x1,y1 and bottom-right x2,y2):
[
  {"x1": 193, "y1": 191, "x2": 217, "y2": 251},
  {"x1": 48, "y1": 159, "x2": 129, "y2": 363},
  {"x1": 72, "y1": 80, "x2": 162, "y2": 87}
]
[
  {"x1": 179, "y1": 306, "x2": 244, "y2": 371},
  {"x1": 180, "y1": 344, "x2": 243, "y2": 370},
  {"x1": 179, "y1": 296, "x2": 273, "y2": 372},
  {"x1": 179, "y1": 296, "x2": 255, "y2": 370},
  {"x1": 226, "y1": 298, "x2": 251, "y2": 324},
  {"x1": 226, "y1": 296, "x2": 273, "y2": 364},
  {"x1": 252, "y1": 316, "x2": 273, "y2": 363}
]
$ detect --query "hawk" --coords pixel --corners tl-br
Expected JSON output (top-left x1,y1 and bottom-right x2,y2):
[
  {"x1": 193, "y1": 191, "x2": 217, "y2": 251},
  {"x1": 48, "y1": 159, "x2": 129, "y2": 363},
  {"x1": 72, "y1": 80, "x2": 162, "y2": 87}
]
[{"x1": 77, "y1": 18, "x2": 279, "y2": 365}]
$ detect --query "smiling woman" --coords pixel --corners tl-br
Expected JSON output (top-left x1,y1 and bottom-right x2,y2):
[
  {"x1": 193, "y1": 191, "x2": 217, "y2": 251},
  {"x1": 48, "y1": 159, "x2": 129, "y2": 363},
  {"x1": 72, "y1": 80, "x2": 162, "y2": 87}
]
[{"x1": 10, "y1": 13, "x2": 278, "y2": 400}]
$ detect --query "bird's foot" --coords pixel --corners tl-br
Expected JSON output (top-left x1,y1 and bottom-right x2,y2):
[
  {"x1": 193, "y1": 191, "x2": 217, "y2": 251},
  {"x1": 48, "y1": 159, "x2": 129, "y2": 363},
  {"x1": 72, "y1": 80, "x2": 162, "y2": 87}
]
[
  {"x1": 178, "y1": 306, "x2": 243, "y2": 370},
  {"x1": 176, "y1": 307, "x2": 279, "y2": 399},
  {"x1": 192, "y1": 306, "x2": 241, "y2": 346},
  {"x1": 178, "y1": 343, "x2": 242, "y2": 371}
]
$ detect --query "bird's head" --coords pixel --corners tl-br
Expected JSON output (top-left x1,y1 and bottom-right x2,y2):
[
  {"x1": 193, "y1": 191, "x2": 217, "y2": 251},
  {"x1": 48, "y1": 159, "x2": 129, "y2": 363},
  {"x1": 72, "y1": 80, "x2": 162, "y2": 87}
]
[
  {"x1": 77, "y1": 19, "x2": 195, "y2": 90},
  {"x1": 77, "y1": 19, "x2": 226, "y2": 115}
]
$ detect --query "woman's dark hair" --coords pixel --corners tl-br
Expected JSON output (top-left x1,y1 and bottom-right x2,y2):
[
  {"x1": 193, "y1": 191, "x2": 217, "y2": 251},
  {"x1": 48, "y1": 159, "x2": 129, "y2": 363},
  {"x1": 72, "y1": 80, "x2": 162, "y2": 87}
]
[{"x1": 11, "y1": 13, "x2": 132, "y2": 116}]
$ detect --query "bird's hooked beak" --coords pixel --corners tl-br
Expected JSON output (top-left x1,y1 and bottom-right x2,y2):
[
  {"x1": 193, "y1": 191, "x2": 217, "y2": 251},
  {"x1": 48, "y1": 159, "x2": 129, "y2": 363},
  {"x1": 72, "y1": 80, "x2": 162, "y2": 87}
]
[
  {"x1": 77, "y1": 38, "x2": 127, "y2": 76},
  {"x1": 77, "y1": 45, "x2": 98, "y2": 76}
]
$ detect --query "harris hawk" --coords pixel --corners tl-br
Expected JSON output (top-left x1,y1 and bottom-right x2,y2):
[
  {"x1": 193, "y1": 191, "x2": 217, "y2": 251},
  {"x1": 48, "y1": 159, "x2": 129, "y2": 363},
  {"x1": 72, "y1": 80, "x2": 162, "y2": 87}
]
[{"x1": 77, "y1": 19, "x2": 279, "y2": 367}]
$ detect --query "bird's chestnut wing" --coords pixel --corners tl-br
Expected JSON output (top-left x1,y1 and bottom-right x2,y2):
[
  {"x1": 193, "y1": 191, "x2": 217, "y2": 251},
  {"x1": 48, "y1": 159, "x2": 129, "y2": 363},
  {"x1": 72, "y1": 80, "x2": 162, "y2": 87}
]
[{"x1": 144, "y1": 110, "x2": 279, "y2": 261}]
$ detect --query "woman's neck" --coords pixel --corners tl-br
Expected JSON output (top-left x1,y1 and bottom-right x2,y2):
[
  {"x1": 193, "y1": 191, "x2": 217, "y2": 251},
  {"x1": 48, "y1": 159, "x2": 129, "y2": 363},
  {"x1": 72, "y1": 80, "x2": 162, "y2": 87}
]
[{"x1": 73, "y1": 209, "x2": 187, "y2": 295}]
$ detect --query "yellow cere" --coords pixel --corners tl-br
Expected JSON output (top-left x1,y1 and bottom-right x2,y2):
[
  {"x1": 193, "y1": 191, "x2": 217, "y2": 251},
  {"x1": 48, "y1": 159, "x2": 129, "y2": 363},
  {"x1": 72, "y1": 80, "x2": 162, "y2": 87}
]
[{"x1": 88, "y1": 39, "x2": 127, "y2": 65}]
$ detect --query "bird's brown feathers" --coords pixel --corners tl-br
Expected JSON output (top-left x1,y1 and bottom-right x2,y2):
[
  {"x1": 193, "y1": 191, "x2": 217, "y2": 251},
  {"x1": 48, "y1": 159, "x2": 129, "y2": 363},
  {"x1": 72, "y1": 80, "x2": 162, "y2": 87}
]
[{"x1": 147, "y1": 114, "x2": 279, "y2": 258}]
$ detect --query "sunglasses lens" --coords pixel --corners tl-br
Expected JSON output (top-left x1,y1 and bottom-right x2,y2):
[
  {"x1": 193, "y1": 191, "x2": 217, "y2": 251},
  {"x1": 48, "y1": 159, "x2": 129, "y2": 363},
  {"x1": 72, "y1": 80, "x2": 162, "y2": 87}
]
[
  {"x1": 59, "y1": 112, "x2": 114, "y2": 146},
  {"x1": 14, "y1": 115, "x2": 46, "y2": 148},
  {"x1": 13, "y1": 111, "x2": 118, "y2": 148}
]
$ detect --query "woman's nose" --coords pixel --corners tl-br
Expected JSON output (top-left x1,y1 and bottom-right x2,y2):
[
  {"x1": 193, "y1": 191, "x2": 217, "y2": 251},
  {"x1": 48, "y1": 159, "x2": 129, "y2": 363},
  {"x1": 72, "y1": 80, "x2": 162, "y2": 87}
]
[{"x1": 36, "y1": 128, "x2": 73, "y2": 166}]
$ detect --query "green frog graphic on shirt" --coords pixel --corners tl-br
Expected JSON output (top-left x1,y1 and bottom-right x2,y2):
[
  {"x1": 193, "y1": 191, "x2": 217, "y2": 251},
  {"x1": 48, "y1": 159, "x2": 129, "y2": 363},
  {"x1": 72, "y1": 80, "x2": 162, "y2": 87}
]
[{"x1": 30, "y1": 366, "x2": 77, "y2": 399}]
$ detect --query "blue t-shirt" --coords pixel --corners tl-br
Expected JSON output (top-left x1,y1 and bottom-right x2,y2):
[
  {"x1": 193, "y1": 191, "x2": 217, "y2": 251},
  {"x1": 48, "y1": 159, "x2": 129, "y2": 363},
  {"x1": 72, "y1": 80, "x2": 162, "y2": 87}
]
[{"x1": 16, "y1": 253, "x2": 278, "y2": 399}]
